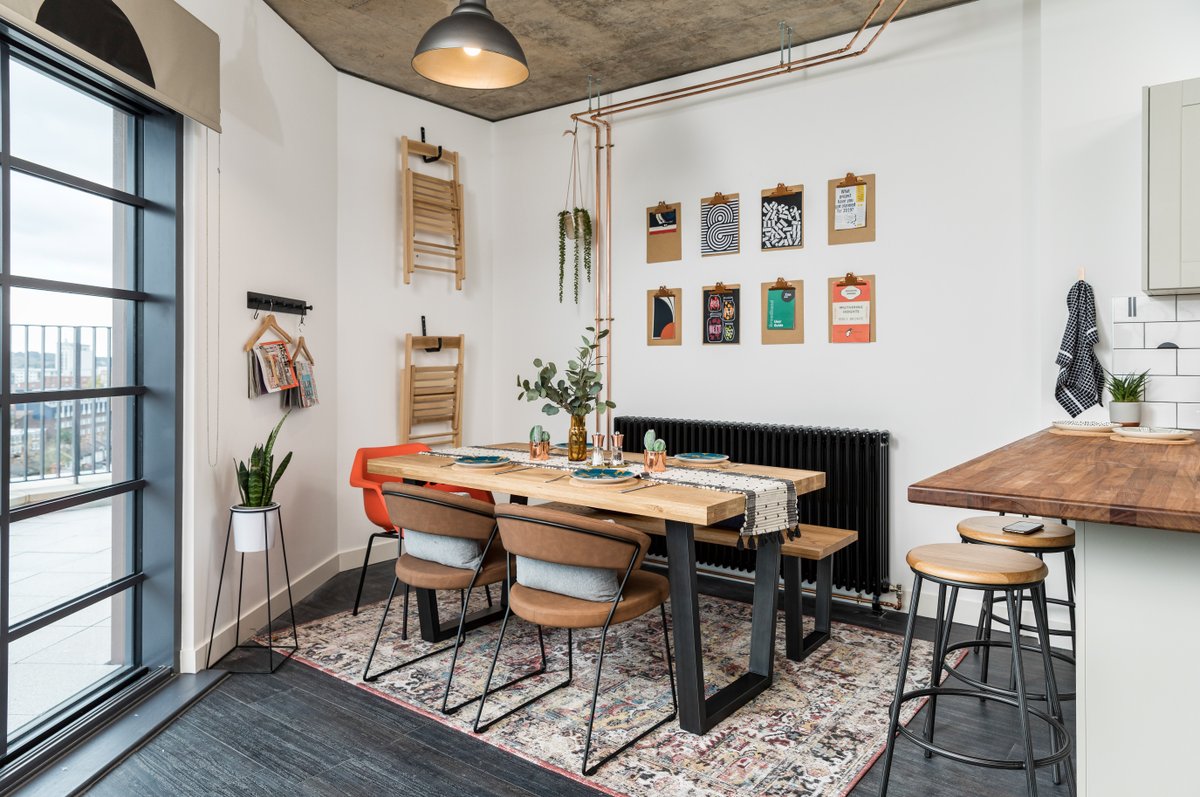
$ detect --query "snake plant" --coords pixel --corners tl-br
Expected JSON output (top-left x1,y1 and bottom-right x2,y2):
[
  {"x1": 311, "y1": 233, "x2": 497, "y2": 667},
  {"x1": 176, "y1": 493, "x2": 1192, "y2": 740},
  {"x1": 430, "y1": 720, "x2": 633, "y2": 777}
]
[{"x1": 235, "y1": 413, "x2": 293, "y2": 507}]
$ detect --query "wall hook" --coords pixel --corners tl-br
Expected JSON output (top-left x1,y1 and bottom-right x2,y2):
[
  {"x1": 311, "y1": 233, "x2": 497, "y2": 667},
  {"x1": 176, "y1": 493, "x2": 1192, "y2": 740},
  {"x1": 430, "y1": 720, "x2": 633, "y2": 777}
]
[
  {"x1": 420, "y1": 315, "x2": 443, "y2": 353},
  {"x1": 419, "y1": 126, "x2": 443, "y2": 164}
]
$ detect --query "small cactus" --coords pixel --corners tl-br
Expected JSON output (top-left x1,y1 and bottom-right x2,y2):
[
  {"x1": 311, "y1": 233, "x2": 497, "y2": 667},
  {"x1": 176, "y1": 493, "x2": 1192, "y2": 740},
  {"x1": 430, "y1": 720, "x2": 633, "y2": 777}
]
[
  {"x1": 541, "y1": 430, "x2": 551, "y2": 442},
  {"x1": 530, "y1": 424, "x2": 544, "y2": 443},
  {"x1": 644, "y1": 429, "x2": 657, "y2": 450},
  {"x1": 653, "y1": 439, "x2": 666, "y2": 452}
]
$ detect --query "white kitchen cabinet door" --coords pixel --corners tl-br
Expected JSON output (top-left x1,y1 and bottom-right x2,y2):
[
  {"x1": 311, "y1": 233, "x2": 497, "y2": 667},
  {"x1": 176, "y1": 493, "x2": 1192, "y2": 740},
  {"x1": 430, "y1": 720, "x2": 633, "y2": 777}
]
[{"x1": 1144, "y1": 77, "x2": 1200, "y2": 294}]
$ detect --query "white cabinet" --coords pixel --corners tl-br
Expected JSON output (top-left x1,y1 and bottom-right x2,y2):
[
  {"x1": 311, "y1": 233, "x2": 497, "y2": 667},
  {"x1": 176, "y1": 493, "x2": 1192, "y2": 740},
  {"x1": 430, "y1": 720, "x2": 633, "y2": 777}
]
[{"x1": 1144, "y1": 77, "x2": 1200, "y2": 294}]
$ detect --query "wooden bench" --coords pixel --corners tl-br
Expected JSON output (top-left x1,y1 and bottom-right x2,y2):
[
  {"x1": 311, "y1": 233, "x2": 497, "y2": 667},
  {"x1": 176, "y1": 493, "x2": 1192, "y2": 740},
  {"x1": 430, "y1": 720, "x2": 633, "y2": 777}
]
[{"x1": 538, "y1": 503, "x2": 858, "y2": 662}]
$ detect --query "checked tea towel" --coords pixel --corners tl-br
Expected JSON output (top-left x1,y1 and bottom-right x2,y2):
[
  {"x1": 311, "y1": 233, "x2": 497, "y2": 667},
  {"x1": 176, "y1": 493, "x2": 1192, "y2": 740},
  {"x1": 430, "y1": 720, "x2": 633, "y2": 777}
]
[{"x1": 1054, "y1": 280, "x2": 1104, "y2": 417}]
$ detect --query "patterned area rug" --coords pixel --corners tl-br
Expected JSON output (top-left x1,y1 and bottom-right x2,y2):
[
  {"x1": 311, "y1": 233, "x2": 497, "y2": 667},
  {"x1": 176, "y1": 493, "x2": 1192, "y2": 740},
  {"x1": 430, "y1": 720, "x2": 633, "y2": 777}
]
[{"x1": 268, "y1": 590, "x2": 943, "y2": 797}]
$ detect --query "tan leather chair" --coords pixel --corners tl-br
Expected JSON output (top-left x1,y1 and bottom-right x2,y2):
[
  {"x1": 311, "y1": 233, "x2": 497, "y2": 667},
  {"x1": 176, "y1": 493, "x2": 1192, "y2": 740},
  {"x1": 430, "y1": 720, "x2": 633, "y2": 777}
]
[
  {"x1": 363, "y1": 483, "x2": 527, "y2": 715},
  {"x1": 473, "y1": 503, "x2": 677, "y2": 776}
]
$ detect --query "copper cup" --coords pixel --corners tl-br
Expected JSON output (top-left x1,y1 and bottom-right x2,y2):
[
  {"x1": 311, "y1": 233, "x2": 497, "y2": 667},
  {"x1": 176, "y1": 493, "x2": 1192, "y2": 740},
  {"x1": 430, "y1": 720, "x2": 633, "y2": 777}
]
[
  {"x1": 644, "y1": 449, "x2": 667, "y2": 473},
  {"x1": 530, "y1": 440, "x2": 550, "y2": 461}
]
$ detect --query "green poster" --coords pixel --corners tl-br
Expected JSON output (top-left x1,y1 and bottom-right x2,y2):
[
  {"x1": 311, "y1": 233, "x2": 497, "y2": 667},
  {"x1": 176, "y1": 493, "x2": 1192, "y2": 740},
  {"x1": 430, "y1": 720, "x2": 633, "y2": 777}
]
[{"x1": 767, "y1": 288, "x2": 796, "y2": 330}]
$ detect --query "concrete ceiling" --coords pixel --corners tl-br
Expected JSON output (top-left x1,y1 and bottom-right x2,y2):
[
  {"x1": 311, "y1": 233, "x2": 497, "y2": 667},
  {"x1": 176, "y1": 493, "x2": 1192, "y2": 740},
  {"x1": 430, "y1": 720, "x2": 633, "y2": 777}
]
[{"x1": 263, "y1": 0, "x2": 974, "y2": 122}]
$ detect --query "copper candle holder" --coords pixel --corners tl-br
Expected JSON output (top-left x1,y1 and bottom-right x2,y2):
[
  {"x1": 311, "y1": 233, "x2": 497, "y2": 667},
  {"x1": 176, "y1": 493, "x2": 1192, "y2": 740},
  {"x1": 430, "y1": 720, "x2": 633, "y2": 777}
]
[
  {"x1": 644, "y1": 449, "x2": 667, "y2": 473},
  {"x1": 530, "y1": 440, "x2": 550, "y2": 460}
]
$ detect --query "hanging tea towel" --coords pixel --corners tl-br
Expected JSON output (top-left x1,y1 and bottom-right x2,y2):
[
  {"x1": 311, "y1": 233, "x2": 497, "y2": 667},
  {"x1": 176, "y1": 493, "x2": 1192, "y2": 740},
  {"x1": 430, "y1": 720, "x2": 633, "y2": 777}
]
[{"x1": 1054, "y1": 280, "x2": 1104, "y2": 417}]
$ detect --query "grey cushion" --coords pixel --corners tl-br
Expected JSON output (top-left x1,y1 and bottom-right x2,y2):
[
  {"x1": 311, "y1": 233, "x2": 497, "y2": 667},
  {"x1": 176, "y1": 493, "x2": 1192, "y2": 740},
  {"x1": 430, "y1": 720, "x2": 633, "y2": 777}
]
[
  {"x1": 403, "y1": 529, "x2": 483, "y2": 570},
  {"x1": 515, "y1": 556, "x2": 621, "y2": 603}
]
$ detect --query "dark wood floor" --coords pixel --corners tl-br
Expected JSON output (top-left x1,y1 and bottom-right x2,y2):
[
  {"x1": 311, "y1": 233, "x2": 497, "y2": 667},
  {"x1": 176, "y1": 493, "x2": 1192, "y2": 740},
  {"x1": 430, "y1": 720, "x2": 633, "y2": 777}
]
[{"x1": 86, "y1": 559, "x2": 1075, "y2": 797}]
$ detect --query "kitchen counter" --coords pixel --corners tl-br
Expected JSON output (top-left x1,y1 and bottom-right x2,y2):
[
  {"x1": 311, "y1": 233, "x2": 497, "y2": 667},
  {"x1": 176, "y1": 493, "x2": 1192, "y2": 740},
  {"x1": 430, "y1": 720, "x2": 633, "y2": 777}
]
[
  {"x1": 909, "y1": 428, "x2": 1200, "y2": 532},
  {"x1": 908, "y1": 427, "x2": 1200, "y2": 797}
]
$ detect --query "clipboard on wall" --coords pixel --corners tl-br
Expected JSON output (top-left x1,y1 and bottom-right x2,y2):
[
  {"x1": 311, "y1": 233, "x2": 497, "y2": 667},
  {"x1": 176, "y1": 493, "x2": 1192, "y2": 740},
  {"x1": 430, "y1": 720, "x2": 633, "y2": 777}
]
[
  {"x1": 827, "y1": 172, "x2": 876, "y2": 245},
  {"x1": 828, "y1": 272, "x2": 876, "y2": 343},
  {"x1": 761, "y1": 278, "x2": 804, "y2": 344},
  {"x1": 646, "y1": 201, "x2": 682, "y2": 263},
  {"x1": 647, "y1": 286, "x2": 682, "y2": 346}
]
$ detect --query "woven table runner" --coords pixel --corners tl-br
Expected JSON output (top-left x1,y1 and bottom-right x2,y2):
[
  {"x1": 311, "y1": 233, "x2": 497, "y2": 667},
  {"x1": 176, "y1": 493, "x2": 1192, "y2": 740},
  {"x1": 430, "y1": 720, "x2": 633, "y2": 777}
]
[{"x1": 424, "y1": 446, "x2": 799, "y2": 542}]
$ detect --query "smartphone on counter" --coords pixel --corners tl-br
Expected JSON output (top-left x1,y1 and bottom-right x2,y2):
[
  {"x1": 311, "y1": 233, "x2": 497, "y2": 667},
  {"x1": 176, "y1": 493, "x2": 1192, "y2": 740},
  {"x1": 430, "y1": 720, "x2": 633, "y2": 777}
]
[{"x1": 1002, "y1": 520, "x2": 1044, "y2": 534}]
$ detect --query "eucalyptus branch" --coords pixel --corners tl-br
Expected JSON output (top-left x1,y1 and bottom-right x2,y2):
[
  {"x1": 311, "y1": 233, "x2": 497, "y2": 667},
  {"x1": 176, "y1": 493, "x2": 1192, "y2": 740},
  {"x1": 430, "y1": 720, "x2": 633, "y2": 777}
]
[{"x1": 516, "y1": 326, "x2": 616, "y2": 418}]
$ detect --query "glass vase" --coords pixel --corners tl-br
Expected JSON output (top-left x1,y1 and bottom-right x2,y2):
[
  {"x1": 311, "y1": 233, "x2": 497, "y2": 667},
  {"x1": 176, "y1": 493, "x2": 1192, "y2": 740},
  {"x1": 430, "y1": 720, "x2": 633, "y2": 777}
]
[{"x1": 567, "y1": 415, "x2": 588, "y2": 462}]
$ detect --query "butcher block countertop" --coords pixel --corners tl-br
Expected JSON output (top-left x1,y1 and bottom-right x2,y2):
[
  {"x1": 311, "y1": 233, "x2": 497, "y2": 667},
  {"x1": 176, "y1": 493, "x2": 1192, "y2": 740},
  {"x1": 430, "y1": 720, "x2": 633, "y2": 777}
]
[{"x1": 909, "y1": 428, "x2": 1200, "y2": 533}]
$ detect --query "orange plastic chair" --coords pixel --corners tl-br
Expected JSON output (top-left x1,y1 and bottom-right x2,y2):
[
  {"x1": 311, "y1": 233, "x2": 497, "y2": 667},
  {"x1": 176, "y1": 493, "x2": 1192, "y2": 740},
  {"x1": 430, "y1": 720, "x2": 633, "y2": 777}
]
[{"x1": 349, "y1": 443, "x2": 494, "y2": 615}]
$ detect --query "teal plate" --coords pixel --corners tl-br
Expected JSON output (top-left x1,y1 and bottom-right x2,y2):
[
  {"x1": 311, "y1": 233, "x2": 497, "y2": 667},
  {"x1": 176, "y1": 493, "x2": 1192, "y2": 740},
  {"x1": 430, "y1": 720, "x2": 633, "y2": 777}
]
[
  {"x1": 571, "y1": 468, "x2": 636, "y2": 485},
  {"x1": 454, "y1": 455, "x2": 511, "y2": 468},
  {"x1": 554, "y1": 442, "x2": 594, "y2": 449},
  {"x1": 675, "y1": 452, "x2": 729, "y2": 463}
]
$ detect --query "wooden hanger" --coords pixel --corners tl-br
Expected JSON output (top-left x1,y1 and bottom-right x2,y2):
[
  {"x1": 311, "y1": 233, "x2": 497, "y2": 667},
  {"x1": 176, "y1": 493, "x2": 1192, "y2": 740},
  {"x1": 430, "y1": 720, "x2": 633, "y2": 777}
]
[
  {"x1": 837, "y1": 172, "x2": 866, "y2": 188},
  {"x1": 705, "y1": 191, "x2": 730, "y2": 205},
  {"x1": 768, "y1": 183, "x2": 794, "y2": 197},
  {"x1": 291, "y1": 335, "x2": 315, "y2": 365},
  {"x1": 243, "y1": 313, "x2": 295, "y2": 352},
  {"x1": 772, "y1": 277, "x2": 793, "y2": 290},
  {"x1": 837, "y1": 272, "x2": 865, "y2": 287}
]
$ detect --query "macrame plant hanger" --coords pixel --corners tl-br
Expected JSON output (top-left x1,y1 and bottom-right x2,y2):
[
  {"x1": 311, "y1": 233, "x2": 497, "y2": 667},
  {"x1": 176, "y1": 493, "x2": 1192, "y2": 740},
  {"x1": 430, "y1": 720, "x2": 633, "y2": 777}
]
[{"x1": 558, "y1": 78, "x2": 594, "y2": 304}]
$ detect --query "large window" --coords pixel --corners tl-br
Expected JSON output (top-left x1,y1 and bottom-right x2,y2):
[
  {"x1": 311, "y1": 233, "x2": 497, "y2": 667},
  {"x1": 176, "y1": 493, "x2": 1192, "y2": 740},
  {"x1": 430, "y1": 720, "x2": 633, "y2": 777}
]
[{"x1": 0, "y1": 33, "x2": 179, "y2": 774}]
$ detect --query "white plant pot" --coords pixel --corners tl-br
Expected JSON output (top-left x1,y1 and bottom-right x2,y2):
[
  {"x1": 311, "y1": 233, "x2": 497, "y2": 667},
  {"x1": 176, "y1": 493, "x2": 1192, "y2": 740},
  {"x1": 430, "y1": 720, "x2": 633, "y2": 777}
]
[
  {"x1": 1109, "y1": 401, "x2": 1141, "y2": 426},
  {"x1": 231, "y1": 504, "x2": 279, "y2": 552}
]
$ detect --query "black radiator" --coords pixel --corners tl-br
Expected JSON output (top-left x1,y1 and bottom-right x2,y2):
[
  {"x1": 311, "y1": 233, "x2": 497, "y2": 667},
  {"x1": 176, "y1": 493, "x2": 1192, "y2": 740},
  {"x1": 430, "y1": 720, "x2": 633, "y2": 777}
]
[{"x1": 615, "y1": 416, "x2": 890, "y2": 606}]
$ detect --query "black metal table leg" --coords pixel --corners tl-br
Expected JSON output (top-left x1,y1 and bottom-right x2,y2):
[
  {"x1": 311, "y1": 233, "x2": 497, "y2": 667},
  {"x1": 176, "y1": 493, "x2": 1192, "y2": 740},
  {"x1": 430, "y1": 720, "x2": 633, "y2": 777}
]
[
  {"x1": 782, "y1": 555, "x2": 802, "y2": 660},
  {"x1": 665, "y1": 521, "x2": 781, "y2": 735},
  {"x1": 416, "y1": 585, "x2": 507, "y2": 644},
  {"x1": 796, "y1": 556, "x2": 833, "y2": 661}
]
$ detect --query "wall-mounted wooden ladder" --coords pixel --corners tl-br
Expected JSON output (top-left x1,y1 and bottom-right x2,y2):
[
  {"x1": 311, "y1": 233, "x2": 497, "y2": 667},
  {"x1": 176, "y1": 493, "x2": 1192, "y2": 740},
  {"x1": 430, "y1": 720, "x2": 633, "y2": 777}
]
[
  {"x1": 401, "y1": 137, "x2": 466, "y2": 290},
  {"x1": 400, "y1": 333, "x2": 464, "y2": 447}
]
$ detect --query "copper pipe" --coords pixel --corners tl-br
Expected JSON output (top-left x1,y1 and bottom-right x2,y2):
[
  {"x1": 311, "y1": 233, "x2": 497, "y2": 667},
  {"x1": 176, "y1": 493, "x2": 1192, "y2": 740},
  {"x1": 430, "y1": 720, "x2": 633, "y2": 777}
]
[
  {"x1": 602, "y1": 116, "x2": 614, "y2": 438},
  {"x1": 592, "y1": 0, "x2": 886, "y2": 117},
  {"x1": 583, "y1": 0, "x2": 907, "y2": 120}
]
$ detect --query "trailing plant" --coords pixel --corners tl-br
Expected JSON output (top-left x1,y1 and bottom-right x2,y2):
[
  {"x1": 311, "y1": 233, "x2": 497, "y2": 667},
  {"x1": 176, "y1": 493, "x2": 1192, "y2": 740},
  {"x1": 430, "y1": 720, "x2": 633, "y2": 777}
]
[
  {"x1": 576, "y1": 207, "x2": 592, "y2": 285},
  {"x1": 234, "y1": 413, "x2": 293, "y2": 507},
  {"x1": 517, "y1": 326, "x2": 616, "y2": 417},
  {"x1": 556, "y1": 210, "x2": 569, "y2": 303},
  {"x1": 1104, "y1": 369, "x2": 1149, "y2": 403}
]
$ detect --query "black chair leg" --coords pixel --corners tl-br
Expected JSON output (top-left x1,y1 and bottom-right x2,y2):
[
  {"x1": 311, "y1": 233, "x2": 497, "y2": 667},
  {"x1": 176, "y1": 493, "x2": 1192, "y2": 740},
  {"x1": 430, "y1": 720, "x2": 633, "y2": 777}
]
[
  {"x1": 879, "y1": 574, "x2": 923, "y2": 797},
  {"x1": 922, "y1": 583, "x2": 947, "y2": 758},
  {"x1": 980, "y1": 589, "x2": 994, "y2": 688},
  {"x1": 363, "y1": 578, "x2": 398, "y2": 679},
  {"x1": 401, "y1": 584, "x2": 410, "y2": 641},
  {"x1": 353, "y1": 532, "x2": 396, "y2": 616},
  {"x1": 1006, "y1": 590, "x2": 1040, "y2": 797},
  {"x1": 474, "y1": 611, "x2": 567, "y2": 733},
  {"x1": 1064, "y1": 548, "x2": 1077, "y2": 656}
]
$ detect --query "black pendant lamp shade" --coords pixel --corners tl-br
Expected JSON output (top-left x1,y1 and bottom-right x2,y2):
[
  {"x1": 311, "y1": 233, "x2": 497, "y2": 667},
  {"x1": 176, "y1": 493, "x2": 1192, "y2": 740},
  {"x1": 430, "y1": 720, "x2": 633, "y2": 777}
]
[{"x1": 412, "y1": 0, "x2": 528, "y2": 90}]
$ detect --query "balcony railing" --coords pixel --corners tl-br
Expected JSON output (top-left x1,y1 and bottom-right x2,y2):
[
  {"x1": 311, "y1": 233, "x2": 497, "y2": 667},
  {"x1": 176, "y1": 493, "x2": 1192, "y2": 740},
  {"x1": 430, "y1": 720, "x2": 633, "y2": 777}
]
[{"x1": 10, "y1": 324, "x2": 113, "y2": 485}]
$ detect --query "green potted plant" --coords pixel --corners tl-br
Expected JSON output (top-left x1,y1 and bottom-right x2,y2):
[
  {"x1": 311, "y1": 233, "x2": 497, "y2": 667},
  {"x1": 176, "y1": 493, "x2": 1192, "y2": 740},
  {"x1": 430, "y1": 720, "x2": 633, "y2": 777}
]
[
  {"x1": 1104, "y1": 369, "x2": 1149, "y2": 426},
  {"x1": 232, "y1": 414, "x2": 293, "y2": 552},
  {"x1": 516, "y1": 327, "x2": 614, "y2": 461}
]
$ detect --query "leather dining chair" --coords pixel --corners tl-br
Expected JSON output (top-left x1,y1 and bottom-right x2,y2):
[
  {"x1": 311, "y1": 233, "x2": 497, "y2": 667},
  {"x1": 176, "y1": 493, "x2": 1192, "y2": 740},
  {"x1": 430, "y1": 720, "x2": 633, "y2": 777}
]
[
  {"x1": 473, "y1": 503, "x2": 678, "y2": 776},
  {"x1": 363, "y1": 483, "x2": 539, "y2": 715},
  {"x1": 348, "y1": 444, "x2": 493, "y2": 616}
]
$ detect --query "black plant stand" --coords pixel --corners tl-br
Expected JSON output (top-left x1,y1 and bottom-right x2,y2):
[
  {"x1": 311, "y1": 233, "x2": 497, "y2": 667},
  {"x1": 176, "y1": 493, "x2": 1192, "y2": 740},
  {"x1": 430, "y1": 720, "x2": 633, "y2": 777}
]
[{"x1": 206, "y1": 505, "x2": 299, "y2": 674}]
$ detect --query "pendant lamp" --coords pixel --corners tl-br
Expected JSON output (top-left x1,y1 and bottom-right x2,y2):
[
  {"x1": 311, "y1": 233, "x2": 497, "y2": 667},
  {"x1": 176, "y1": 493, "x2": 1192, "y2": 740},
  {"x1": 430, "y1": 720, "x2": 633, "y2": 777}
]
[{"x1": 412, "y1": 0, "x2": 528, "y2": 90}]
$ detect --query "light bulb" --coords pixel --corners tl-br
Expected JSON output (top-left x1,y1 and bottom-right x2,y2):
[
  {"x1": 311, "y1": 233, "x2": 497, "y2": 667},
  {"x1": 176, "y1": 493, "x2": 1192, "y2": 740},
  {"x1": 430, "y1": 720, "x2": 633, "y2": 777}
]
[{"x1": 462, "y1": 46, "x2": 482, "y2": 57}]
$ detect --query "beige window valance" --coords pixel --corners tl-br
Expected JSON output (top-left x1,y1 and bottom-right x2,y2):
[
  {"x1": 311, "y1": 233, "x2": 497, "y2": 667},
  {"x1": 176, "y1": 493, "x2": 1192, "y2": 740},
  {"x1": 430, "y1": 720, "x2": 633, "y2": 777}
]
[{"x1": 0, "y1": 0, "x2": 220, "y2": 130}]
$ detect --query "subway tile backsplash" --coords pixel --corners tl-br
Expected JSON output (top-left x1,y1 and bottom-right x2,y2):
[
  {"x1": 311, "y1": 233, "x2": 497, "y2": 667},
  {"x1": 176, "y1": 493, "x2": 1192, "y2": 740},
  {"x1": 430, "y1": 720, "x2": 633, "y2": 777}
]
[{"x1": 1112, "y1": 296, "x2": 1200, "y2": 428}]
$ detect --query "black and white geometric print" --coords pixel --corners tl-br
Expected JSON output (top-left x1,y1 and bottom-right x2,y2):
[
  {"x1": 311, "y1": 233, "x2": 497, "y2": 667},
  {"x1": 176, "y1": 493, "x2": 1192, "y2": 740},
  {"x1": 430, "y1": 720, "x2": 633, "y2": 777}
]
[
  {"x1": 761, "y1": 192, "x2": 803, "y2": 249},
  {"x1": 701, "y1": 198, "x2": 740, "y2": 256}
]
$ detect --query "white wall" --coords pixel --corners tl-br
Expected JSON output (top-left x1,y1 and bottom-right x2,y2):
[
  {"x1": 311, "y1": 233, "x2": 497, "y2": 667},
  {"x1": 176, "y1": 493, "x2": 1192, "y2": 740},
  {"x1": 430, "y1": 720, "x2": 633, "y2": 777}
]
[
  {"x1": 177, "y1": 0, "x2": 340, "y2": 671},
  {"x1": 334, "y1": 75, "x2": 495, "y2": 566},
  {"x1": 491, "y1": 0, "x2": 1200, "y2": 615}
]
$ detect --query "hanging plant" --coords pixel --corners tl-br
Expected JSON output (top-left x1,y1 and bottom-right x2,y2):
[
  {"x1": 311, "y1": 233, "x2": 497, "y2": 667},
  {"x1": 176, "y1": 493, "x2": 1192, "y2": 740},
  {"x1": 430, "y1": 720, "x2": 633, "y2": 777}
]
[{"x1": 557, "y1": 128, "x2": 594, "y2": 304}]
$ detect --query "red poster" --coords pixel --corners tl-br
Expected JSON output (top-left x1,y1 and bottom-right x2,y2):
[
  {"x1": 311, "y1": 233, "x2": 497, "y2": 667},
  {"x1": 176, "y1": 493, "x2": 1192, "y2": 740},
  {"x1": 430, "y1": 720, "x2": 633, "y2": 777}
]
[{"x1": 829, "y1": 276, "x2": 873, "y2": 343}]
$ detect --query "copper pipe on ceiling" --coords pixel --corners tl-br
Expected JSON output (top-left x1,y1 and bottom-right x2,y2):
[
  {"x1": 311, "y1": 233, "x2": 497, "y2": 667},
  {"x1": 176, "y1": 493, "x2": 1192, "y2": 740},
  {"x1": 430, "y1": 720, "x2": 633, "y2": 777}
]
[{"x1": 567, "y1": 0, "x2": 908, "y2": 443}]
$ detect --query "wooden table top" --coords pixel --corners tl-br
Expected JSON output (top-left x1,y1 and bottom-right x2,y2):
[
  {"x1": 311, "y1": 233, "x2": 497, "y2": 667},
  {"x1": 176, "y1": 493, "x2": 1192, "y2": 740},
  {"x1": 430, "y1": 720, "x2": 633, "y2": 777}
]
[
  {"x1": 909, "y1": 428, "x2": 1200, "y2": 533},
  {"x1": 367, "y1": 444, "x2": 826, "y2": 527}
]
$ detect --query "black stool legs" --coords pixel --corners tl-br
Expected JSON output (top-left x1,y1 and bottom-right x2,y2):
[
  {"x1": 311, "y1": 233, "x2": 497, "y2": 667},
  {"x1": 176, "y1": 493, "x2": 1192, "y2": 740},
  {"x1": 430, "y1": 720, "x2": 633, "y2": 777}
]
[{"x1": 879, "y1": 575, "x2": 1074, "y2": 797}]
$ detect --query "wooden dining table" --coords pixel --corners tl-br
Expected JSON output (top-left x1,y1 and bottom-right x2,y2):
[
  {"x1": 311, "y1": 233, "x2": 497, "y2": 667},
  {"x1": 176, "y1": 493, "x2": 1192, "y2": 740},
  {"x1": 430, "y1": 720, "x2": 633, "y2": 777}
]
[{"x1": 368, "y1": 444, "x2": 825, "y2": 735}]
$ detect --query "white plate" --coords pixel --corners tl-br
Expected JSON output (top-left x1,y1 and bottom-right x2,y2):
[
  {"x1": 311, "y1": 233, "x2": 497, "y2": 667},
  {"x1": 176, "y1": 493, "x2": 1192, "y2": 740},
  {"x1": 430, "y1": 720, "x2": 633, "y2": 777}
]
[
  {"x1": 1052, "y1": 420, "x2": 1119, "y2": 432},
  {"x1": 1112, "y1": 427, "x2": 1193, "y2": 440}
]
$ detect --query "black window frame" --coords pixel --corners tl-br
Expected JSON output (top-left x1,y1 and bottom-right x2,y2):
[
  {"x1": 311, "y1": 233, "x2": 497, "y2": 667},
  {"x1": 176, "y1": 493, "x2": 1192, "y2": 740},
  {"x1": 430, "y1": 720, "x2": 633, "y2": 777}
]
[{"x1": 0, "y1": 23, "x2": 181, "y2": 783}]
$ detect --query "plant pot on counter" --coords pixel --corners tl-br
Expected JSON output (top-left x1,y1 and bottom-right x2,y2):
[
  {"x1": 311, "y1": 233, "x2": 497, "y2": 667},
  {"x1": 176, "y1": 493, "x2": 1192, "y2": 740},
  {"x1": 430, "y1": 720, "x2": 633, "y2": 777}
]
[
  {"x1": 231, "y1": 503, "x2": 280, "y2": 552},
  {"x1": 1109, "y1": 401, "x2": 1141, "y2": 427}
]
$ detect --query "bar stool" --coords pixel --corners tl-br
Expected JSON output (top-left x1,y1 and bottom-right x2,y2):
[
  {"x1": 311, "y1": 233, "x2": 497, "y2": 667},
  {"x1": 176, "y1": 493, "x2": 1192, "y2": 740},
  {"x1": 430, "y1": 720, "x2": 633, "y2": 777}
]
[
  {"x1": 956, "y1": 516, "x2": 1075, "y2": 693},
  {"x1": 878, "y1": 543, "x2": 1074, "y2": 797}
]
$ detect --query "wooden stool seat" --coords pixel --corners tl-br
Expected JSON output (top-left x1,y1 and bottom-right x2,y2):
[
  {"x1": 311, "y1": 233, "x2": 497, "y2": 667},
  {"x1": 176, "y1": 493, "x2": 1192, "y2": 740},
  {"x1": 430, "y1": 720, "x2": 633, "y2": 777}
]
[
  {"x1": 957, "y1": 516, "x2": 1075, "y2": 549},
  {"x1": 906, "y1": 543, "x2": 1048, "y2": 587}
]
